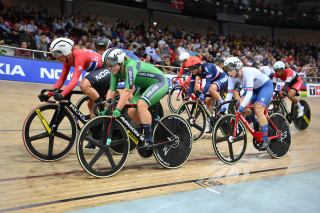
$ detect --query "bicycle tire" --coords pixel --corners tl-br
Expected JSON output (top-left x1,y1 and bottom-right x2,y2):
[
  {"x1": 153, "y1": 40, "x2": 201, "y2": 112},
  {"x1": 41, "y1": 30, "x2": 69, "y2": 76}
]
[
  {"x1": 153, "y1": 114, "x2": 193, "y2": 169},
  {"x1": 22, "y1": 103, "x2": 77, "y2": 161},
  {"x1": 76, "y1": 116, "x2": 129, "y2": 178},
  {"x1": 167, "y1": 84, "x2": 186, "y2": 113},
  {"x1": 267, "y1": 113, "x2": 291, "y2": 158},
  {"x1": 292, "y1": 100, "x2": 311, "y2": 131},
  {"x1": 212, "y1": 114, "x2": 247, "y2": 165},
  {"x1": 75, "y1": 95, "x2": 90, "y2": 131},
  {"x1": 177, "y1": 100, "x2": 206, "y2": 142},
  {"x1": 267, "y1": 100, "x2": 286, "y2": 116}
]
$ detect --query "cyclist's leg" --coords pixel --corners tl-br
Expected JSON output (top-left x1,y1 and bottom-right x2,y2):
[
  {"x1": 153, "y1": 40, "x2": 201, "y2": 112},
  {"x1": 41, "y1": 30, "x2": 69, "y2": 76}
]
[
  {"x1": 80, "y1": 68, "x2": 110, "y2": 117},
  {"x1": 288, "y1": 78, "x2": 304, "y2": 116},
  {"x1": 194, "y1": 76, "x2": 201, "y2": 91},
  {"x1": 254, "y1": 80, "x2": 273, "y2": 149},
  {"x1": 127, "y1": 87, "x2": 142, "y2": 125}
]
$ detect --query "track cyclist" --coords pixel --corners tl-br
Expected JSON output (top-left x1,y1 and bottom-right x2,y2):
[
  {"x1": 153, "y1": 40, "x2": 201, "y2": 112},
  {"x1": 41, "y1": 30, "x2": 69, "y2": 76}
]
[
  {"x1": 185, "y1": 56, "x2": 228, "y2": 132},
  {"x1": 220, "y1": 57, "x2": 274, "y2": 150},
  {"x1": 39, "y1": 37, "x2": 111, "y2": 119},
  {"x1": 272, "y1": 61, "x2": 304, "y2": 117},
  {"x1": 103, "y1": 48, "x2": 169, "y2": 150}
]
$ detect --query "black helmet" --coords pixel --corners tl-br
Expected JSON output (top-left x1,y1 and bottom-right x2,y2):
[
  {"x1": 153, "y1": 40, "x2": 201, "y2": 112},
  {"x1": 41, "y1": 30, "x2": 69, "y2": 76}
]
[
  {"x1": 252, "y1": 60, "x2": 260, "y2": 69},
  {"x1": 215, "y1": 55, "x2": 226, "y2": 64},
  {"x1": 94, "y1": 37, "x2": 112, "y2": 49}
]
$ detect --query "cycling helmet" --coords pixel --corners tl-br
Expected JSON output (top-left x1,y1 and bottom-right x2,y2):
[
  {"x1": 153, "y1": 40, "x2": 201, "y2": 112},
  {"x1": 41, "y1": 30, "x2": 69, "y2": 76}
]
[
  {"x1": 185, "y1": 56, "x2": 202, "y2": 70},
  {"x1": 50, "y1": 37, "x2": 74, "y2": 58},
  {"x1": 101, "y1": 48, "x2": 126, "y2": 67},
  {"x1": 273, "y1": 61, "x2": 285, "y2": 72},
  {"x1": 179, "y1": 52, "x2": 190, "y2": 61},
  {"x1": 94, "y1": 37, "x2": 112, "y2": 49},
  {"x1": 252, "y1": 60, "x2": 260, "y2": 69},
  {"x1": 223, "y1": 56, "x2": 243, "y2": 72},
  {"x1": 215, "y1": 55, "x2": 226, "y2": 64}
]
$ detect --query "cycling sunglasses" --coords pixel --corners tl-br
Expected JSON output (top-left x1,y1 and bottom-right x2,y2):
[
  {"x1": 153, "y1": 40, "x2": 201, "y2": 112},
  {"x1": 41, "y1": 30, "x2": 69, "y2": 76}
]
[
  {"x1": 51, "y1": 51, "x2": 64, "y2": 59},
  {"x1": 274, "y1": 68, "x2": 284, "y2": 73}
]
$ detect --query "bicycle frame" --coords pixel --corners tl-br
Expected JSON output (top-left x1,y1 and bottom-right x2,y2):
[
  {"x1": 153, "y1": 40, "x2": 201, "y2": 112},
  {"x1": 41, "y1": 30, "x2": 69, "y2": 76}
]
[
  {"x1": 172, "y1": 76, "x2": 203, "y2": 101},
  {"x1": 234, "y1": 106, "x2": 282, "y2": 143}
]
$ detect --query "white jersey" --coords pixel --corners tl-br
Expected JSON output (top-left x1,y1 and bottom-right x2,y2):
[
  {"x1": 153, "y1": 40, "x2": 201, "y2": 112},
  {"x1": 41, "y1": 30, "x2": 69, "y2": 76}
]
[
  {"x1": 225, "y1": 67, "x2": 270, "y2": 108},
  {"x1": 260, "y1": 66, "x2": 274, "y2": 78}
]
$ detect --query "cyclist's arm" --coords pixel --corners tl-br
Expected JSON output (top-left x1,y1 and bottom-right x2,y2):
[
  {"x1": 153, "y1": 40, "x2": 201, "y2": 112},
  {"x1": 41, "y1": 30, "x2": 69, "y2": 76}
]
[
  {"x1": 115, "y1": 88, "x2": 131, "y2": 110},
  {"x1": 48, "y1": 64, "x2": 71, "y2": 96},
  {"x1": 241, "y1": 76, "x2": 254, "y2": 108},
  {"x1": 272, "y1": 75, "x2": 278, "y2": 89},
  {"x1": 60, "y1": 63, "x2": 83, "y2": 97},
  {"x1": 172, "y1": 64, "x2": 185, "y2": 83}
]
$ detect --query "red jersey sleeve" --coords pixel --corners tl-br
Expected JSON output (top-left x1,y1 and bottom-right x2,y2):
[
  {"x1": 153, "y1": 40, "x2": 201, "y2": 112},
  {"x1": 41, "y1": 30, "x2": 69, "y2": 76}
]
[{"x1": 49, "y1": 63, "x2": 71, "y2": 97}]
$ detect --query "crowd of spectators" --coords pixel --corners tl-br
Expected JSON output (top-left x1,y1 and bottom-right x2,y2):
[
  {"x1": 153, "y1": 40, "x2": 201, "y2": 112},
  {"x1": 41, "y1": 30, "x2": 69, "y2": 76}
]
[{"x1": 0, "y1": 0, "x2": 319, "y2": 82}]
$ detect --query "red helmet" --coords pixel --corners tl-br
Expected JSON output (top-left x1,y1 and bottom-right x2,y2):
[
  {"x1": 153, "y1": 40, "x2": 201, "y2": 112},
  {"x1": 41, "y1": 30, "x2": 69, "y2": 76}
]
[{"x1": 185, "y1": 56, "x2": 202, "y2": 70}]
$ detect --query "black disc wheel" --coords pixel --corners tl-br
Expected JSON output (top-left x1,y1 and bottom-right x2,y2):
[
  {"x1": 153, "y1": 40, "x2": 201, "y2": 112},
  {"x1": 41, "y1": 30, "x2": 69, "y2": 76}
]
[
  {"x1": 167, "y1": 85, "x2": 187, "y2": 113},
  {"x1": 153, "y1": 114, "x2": 192, "y2": 168},
  {"x1": 76, "y1": 116, "x2": 129, "y2": 178},
  {"x1": 212, "y1": 114, "x2": 247, "y2": 164},
  {"x1": 267, "y1": 113, "x2": 291, "y2": 158},
  {"x1": 177, "y1": 100, "x2": 206, "y2": 142},
  {"x1": 292, "y1": 100, "x2": 311, "y2": 131},
  {"x1": 22, "y1": 103, "x2": 77, "y2": 161}
]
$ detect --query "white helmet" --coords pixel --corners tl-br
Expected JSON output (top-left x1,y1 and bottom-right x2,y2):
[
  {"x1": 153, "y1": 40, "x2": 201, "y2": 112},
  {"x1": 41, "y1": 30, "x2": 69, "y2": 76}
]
[
  {"x1": 223, "y1": 56, "x2": 243, "y2": 71},
  {"x1": 101, "y1": 48, "x2": 126, "y2": 67},
  {"x1": 179, "y1": 52, "x2": 190, "y2": 61},
  {"x1": 273, "y1": 61, "x2": 285, "y2": 71},
  {"x1": 50, "y1": 37, "x2": 74, "y2": 58}
]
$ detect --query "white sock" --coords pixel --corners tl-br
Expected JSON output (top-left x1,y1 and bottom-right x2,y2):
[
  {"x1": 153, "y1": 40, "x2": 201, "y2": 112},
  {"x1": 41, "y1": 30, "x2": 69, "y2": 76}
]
[{"x1": 296, "y1": 102, "x2": 303, "y2": 109}]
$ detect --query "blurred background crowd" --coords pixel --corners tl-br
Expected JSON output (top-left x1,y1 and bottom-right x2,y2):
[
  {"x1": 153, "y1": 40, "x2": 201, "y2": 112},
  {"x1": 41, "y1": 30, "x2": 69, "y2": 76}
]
[{"x1": 0, "y1": 0, "x2": 319, "y2": 82}]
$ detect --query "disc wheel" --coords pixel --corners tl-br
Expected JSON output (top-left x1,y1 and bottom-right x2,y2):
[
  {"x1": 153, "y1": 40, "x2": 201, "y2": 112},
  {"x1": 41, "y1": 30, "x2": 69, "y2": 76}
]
[
  {"x1": 267, "y1": 113, "x2": 291, "y2": 158},
  {"x1": 212, "y1": 114, "x2": 247, "y2": 164},
  {"x1": 76, "y1": 116, "x2": 129, "y2": 178},
  {"x1": 153, "y1": 114, "x2": 193, "y2": 168},
  {"x1": 22, "y1": 103, "x2": 77, "y2": 161},
  {"x1": 292, "y1": 100, "x2": 311, "y2": 131},
  {"x1": 167, "y1": 84, "x2": 187, "y2": 113},
  {"x1": 177, "y1": 100, "x2": 206, "y2": 142}
]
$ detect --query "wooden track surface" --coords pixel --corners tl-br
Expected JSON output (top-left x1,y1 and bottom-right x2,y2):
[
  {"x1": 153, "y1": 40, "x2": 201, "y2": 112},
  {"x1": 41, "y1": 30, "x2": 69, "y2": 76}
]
[{"x1": 0, "y1": 80, "x2": 320, "y2": 212}]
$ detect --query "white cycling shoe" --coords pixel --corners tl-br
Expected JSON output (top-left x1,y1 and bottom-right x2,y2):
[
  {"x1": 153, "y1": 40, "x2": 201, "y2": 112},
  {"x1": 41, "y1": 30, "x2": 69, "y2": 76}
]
[{"x1": 297, "y1": 106, "x2": 304, "y2": 118}]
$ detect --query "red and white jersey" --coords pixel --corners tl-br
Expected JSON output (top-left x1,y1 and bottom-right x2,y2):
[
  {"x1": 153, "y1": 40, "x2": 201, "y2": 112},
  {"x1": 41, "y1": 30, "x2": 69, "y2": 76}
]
[
  {"x1": 51, "y1": 49, "x2": 103, "y2": 97},
  {"x1": 273, "y1": 68, "x2": 297, "y2": 83}
]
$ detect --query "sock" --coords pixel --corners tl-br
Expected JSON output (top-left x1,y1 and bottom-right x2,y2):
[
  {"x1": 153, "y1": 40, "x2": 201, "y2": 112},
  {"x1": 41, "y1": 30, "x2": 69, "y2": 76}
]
[
  {"x1": 142, "y1": 124, "x2": 153, "y2": 142},
  {"x1": 260, "y1": 125, "x2": 268, "y2": 140},
  {"x1": 218, "y1": 98, "x2": 224, "y2": 103},
  {"x1": 296, "y1": 102, "x2": 303, "y2": 109}
]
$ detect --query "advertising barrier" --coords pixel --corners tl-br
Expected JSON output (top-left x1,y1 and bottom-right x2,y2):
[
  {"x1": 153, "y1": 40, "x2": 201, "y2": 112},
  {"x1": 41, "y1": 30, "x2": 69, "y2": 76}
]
[{"x1": 0, "y1": 56, "x2": 315, "y2": 97}]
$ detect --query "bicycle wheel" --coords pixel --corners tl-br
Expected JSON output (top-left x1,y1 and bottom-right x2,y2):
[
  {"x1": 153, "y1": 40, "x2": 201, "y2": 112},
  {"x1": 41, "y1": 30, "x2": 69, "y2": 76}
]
[
  {"x1": 153, "y1": 114, "x2": 193, "y2": 168},
  {"x1": 292, "y1": 100, "x2": 311, "y2": 131},
  {"x1": 177, "y1": 100, "x2": 206, "y2": 142},
  {"x1": 267, "y1": 113, "x2": 291, "y2": 158},
  {"x1": 77, "y1": 116, "x2": 129, "y2": 178},
  {"x1": 167, "y1": 85, "x2": 186, "y2": 113},
  {"x1": 75, "y1": 95, "x2": 90, "y2": 130},
  {"x1": 212, "y1": 114, "x2": 247, "y2": 164},
  {"x1": 267, "y1": 100, "x2": 285, "y2": 116},
  {"x1": 22, "y1": 103, "x2": 77, "y2": 161}
]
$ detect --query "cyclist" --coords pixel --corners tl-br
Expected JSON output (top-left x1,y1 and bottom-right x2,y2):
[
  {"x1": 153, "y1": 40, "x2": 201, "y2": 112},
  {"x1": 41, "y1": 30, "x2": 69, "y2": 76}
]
[
  {"x1": 94, "y1": 36, "x2": 141, "y2": 61},
  {"x1": 260, "y1": 64, "x2": 275, "y2": 79},
  {"x1": 103, "y1": 48, "x2": 169, "y2": 150},
  {"x1": 272, "y1": 61, "x2": 304, "y2": 117},
  {"x1": 39, "y1": 38, "x2": 111, "y2": 119},
  {"x1": 220, "y1": 57, "x2": 274, "y2": 150},
  {"x1": 185, "y1": 56, "x2": 228, "y2": 132}
]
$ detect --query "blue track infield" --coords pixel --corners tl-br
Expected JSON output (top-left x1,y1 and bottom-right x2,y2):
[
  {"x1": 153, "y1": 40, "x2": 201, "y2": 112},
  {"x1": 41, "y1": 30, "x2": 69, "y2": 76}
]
[{"x1": 69, "y1": 170, "x2": 320, "y2": 213}]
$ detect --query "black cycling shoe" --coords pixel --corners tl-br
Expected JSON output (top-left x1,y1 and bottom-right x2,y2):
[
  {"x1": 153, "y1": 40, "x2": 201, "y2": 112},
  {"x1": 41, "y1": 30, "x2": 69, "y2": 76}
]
[
  {"x1": 85, "y1": 142, "x2": 95, "y2": 149},
  {"x1": 259, "y1": 139, "x2": 271, "y2": 151},
  {"x1": 138, "y1": 139, "x2": 153, "y2": 150}
]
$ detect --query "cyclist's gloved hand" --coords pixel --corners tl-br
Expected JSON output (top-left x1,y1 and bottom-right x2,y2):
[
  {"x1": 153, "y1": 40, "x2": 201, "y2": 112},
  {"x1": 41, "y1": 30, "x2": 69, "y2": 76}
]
[
  {"x1": 38, "y1": 94, "x2": 49, "y2": 102},
  {"x1": 219, "y1": 107, "x2": 227, "y2": 114},
  {"x1": 112, "y1": 108, "x2": 121, "y2": 117},
  {"x1": 238, "y1": 105, "x2": 245, "y2": 113},
  {"x1": 53, "y1": 92, "x2": 64, "y2": 101},
  {"x1": 199, "y1": 94, "x2": 205, "y2": 101}
]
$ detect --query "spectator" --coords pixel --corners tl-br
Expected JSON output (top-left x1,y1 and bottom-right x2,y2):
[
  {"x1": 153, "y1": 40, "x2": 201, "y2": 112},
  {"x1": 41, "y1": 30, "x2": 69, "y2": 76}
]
[
  {"x1": 145, "y1": 41, "x2": 155, "y2": 58},
  {"x1": 36, "y1": 32, "x2": 48, "y2": 59},
  {"x1": 160, "y1": 55, "x2": 174, "y2": 73},
  {"x1": 144, "y1": 54, "x2": 153, "y2": 64},
  {"x1": 189, "y1": 45, "x2": 198, "y2": 56},
  {"x1": 152, "y1": 48, "x2": 163, "y2": 64},
  {"x1": 14, "y1": 40, "x2": 32, "y2": 58}
]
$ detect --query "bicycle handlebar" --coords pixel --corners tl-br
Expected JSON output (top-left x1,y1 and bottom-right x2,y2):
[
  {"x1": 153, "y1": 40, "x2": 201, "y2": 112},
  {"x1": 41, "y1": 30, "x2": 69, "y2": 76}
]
[
  {"x1": 217, "y1": 99, "x2": 240, "y2": 112},
  {"x1": 93, "y1": 99, "x2": 118, "y2": 116}
]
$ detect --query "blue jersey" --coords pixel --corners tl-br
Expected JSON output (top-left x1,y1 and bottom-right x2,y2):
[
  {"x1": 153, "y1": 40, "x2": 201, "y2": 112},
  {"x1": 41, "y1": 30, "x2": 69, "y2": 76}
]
[
  {"x1": 114, "y1": 47, "x2": 141, "y2": 61},
  {"x1": 189, "y1": 63, "x2": 227, "y2": 95}
]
